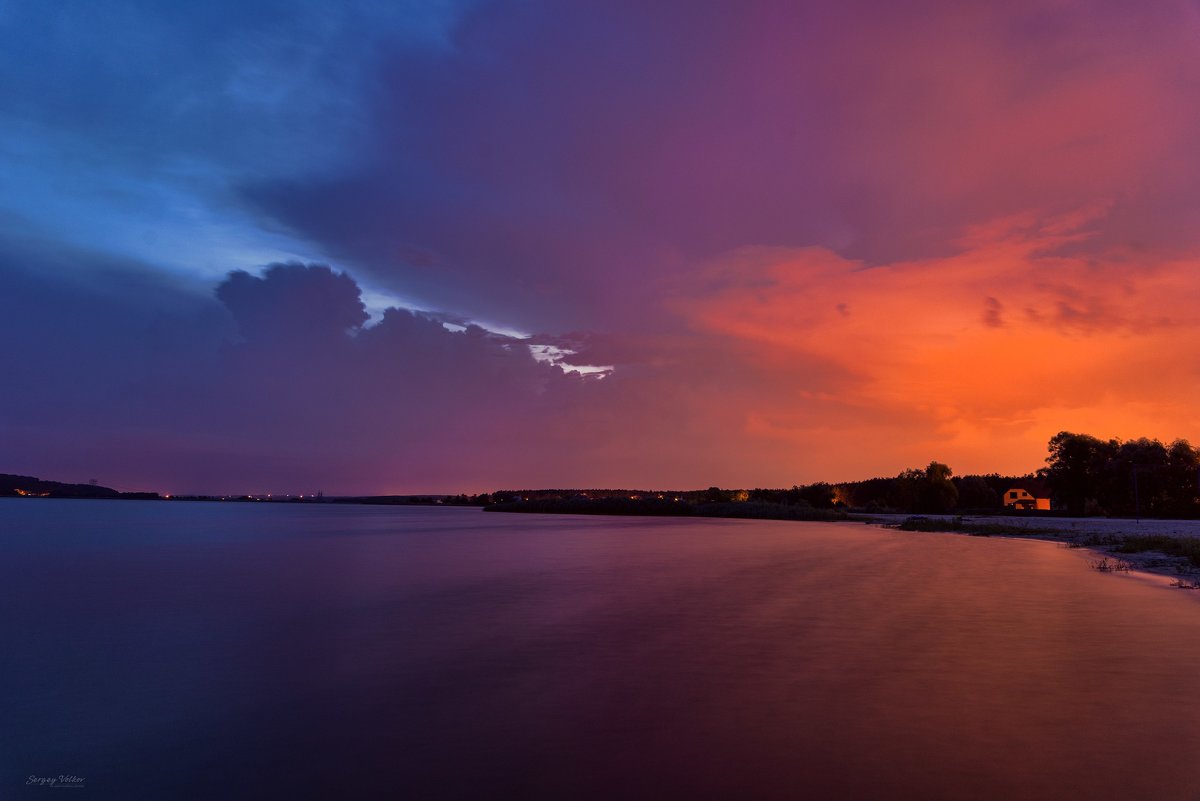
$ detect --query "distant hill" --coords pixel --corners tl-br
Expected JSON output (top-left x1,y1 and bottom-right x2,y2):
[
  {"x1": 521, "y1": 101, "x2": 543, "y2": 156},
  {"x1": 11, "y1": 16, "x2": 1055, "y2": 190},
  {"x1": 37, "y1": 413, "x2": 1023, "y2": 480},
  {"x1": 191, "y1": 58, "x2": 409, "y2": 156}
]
[{"x1": 0, "y1": 474, "x2": 159, "y2": 500}]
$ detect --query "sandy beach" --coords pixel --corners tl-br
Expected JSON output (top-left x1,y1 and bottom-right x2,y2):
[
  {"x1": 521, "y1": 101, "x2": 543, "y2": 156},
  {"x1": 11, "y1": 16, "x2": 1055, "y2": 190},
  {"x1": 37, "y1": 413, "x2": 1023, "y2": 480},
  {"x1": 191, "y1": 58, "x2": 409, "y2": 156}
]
[{"x1": 860, "y1": 513, "x2": 1200, "y2": 587}]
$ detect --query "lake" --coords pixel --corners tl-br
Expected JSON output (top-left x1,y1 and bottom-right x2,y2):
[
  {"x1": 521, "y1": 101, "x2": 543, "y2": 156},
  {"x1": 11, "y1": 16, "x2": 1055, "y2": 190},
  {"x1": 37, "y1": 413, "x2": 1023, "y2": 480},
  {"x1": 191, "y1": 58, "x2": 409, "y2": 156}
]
[{"x1": 3, "y1": 500, "x2": 1199, "y2": 800}]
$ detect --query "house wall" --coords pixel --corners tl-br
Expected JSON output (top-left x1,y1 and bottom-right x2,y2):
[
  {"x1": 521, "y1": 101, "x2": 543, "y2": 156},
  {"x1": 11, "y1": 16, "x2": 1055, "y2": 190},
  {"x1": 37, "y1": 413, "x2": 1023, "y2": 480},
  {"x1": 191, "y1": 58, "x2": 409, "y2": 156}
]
[{"x1": 1003, "y1": 488, "x2": 1051, "y2": 511}]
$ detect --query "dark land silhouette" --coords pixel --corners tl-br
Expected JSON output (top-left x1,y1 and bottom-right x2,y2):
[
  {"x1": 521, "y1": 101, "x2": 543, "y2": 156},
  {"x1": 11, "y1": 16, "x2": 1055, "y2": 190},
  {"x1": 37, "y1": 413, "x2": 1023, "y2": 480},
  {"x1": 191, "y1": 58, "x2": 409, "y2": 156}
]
[
  {"x1": 6, "y1": 431, "x2": 1198, "y2": 520},
  {"x1": 0, "y1": 474, "x2": 159, "y2": 500},
  {"x1": 485, "y1": 431, "x2": 1200, "y2": 521}
]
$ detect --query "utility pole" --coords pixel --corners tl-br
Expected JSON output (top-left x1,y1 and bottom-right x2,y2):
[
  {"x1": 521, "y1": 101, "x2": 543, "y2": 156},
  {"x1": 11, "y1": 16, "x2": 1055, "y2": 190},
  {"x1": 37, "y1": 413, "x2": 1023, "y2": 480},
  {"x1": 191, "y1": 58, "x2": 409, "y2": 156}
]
[
  {"x1": 1132, "y1": 464, "x2": 1153, "y2": 524},
  {"x1": 1133, "y1": 465, "x2": 1140, "y2": 524}
]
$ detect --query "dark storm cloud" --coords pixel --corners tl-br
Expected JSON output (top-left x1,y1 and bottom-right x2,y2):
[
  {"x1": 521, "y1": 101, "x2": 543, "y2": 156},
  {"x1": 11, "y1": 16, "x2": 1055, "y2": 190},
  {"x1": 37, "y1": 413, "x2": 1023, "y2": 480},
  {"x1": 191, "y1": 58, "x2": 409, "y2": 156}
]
[
  {"x1": 0, "y1": 245, "x2": 667, "y2": 494},
  {"x1": 1, "y1": 241, "x2": 866, "y2": 493},
  {"x1": 242, "y1": 0, "x2": 1200, "y2": 336},
  {"x1": 217, "y1": 264, "x2": 369, "y2": 344}
]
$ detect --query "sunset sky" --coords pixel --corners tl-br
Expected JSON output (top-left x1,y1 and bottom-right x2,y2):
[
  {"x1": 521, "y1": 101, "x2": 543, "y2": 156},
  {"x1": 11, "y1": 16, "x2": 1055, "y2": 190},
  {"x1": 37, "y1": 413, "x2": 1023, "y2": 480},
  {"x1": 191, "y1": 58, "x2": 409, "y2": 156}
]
[{"x1": 3, "y1": 1, "x2": 1199, "y2": 494}]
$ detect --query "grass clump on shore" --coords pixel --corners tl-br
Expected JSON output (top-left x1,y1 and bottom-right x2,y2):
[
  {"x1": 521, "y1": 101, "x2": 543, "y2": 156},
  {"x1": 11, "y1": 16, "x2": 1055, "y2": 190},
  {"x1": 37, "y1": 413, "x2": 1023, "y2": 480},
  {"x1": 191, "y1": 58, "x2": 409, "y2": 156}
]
[
  {"x1": 1089, "y1": 556, "x2": 1133, "y2": 572},
  {"x1": 1110, "y1": 535, "x2": 1200, "y2": 568},
  {"x1": 894, "y1": 516, "x2": 1064, "y2": 538}
]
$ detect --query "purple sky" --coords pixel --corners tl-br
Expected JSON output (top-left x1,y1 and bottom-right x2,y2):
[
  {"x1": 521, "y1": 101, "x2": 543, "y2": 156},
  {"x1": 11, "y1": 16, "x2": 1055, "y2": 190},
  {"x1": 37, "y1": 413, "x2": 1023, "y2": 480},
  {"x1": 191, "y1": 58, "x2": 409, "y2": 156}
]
[{"x1": 3, "y1": 1, "x2": 1200, "y2": 494}]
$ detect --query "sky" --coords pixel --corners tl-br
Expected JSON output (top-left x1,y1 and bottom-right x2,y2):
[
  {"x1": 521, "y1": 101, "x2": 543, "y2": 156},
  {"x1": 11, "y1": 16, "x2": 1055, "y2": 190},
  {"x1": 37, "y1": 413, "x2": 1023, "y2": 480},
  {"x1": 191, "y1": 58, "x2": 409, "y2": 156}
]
[{"x1": 3, "y1": 0, "x2": 1199, "y2": 494}]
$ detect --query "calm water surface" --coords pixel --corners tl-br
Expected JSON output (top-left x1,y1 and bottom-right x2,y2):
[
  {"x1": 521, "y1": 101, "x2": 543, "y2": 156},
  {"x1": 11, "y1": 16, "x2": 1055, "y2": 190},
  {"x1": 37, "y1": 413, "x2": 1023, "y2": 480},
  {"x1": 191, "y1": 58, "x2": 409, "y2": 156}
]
[{"x1": 2, "y1": 500, "x2": 1199, "y2": 800}]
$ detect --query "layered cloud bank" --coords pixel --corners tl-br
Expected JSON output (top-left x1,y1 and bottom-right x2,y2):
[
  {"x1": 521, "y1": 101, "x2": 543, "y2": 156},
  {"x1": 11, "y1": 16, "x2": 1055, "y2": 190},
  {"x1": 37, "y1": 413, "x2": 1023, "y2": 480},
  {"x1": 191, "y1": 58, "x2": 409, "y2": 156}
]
[
  {"x1": 673, "y1": 211, "x2": 1200, "y2": 478},
  {"x1": 2, "y1": 1, "x2": 1199, "y2": 492},
  {"x1": 4, "y1": 226, "x2": 1196, "y2": 494}
]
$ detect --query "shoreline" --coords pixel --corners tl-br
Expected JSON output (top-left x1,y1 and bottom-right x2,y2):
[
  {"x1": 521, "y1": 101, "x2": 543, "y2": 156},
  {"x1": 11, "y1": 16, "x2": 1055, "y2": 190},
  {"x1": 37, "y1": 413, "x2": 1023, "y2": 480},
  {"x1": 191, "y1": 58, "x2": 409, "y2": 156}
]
[
  {"x1": 863, "y1": 513, "x2": 1200, "y2": 589},
  {"x1": 487, "y1": 500, "x2": 1200, "y2": 590},
  {"x1": 8, "y1": 494, "x2": 1200, "y2": 589}
]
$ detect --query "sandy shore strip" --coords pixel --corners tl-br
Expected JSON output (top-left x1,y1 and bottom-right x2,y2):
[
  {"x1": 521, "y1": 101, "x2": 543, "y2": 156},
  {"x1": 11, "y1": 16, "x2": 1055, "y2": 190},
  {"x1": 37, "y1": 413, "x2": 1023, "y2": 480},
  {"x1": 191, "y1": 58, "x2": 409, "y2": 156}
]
[{"x1": 858, "y1": 512, "x2": 1200, "y2": 589}]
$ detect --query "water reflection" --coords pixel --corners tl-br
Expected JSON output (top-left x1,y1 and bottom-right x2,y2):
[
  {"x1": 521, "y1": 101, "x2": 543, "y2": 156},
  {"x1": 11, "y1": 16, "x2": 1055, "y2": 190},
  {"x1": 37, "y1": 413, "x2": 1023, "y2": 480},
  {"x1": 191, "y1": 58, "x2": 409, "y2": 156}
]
[{"x1": 2, "y1": 500, "x2": 1199, "y2": 800}]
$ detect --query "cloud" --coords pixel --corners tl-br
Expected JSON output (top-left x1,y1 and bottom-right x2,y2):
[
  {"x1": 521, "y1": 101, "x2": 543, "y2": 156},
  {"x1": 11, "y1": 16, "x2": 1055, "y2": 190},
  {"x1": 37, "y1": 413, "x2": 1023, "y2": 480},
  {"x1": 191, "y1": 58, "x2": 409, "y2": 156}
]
[
  {"x1": 982, "y1": 298, "x2": 1004, "y2": 329},
  {"x1": 241, "y1": 0, "x2": 1200, "y2": 336},
  {"x1": 0, "y1": 1, "x2": 474, "y2": 297},
  {"x1": 5, "y1": 206, "x2": 1199, "y2": 494},
  {"x1": 217, "y1": 263, "x2": 368, "y2": 344},
  {"x1": 0, "y1": 251, "x2": 603, "y2": 493},
  {"x1": 670, "y1": 210, "x2": 1200, "y2": 475},
  {"x1": 5, "y1": 2, "x2": 1200, "y2": 493},
  {"x1": 0, "y1": 244, "x2": 949, "y2": 492}
]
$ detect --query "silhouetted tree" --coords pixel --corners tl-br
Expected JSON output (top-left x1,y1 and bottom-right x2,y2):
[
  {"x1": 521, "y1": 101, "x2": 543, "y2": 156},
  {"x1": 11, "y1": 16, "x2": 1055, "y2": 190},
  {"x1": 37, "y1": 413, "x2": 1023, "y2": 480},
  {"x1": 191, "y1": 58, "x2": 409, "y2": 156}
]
[
  {"x1": 1044, "y1": 431, "x2": 1114, "y2": 515},
  {"x1": 888, "y1": 469, "x2": 924, "y2": 513},
  {"x1": 883, "y1": 462, "x2": 958, "y2": 513},
  {"x1": 918, "y1": 461, "x2": 958, "y2": 513},
  {"x1": 955, "y1": 475, "x2": 999, "y2": 510},
  {"x1": 798, "y1": 482, "x2": 836, "y2": 509},
  {"x1": 1165, "y1": 439, "x2": 1200, "y2": 517},
  {"x1": 1098, "y1": 438, "x2": 1168, "y2": 516}
]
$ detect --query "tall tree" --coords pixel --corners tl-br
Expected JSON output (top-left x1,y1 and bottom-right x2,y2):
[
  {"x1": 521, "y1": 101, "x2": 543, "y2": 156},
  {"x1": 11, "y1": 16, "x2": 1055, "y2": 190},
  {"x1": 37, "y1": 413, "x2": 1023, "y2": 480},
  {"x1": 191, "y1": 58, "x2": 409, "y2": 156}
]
[
  {"x1": 888, "y1": 469, "x2": 924, "y2": 513},
  {"x1": 955, "y1": 475, "x2": 999, "y2": 510},
  {"x1": 1165, "y1": 439, "x2": 1200, "y2": 517},
  {"x1": 1100, "y1": 438, "x2": 1168, "y2": 516},
  {"x1": 919, "y1": 461, "x2": 958, "y2": 513},
  {"x1": 1044, "y1": 431, "x2": 1114, "y2": 515}
]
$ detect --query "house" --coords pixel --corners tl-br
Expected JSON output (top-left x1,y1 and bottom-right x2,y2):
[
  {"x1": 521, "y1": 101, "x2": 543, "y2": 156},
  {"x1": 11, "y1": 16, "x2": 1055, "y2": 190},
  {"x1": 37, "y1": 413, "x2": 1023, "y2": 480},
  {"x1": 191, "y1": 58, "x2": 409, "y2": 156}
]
[{"x1": 1003, "y1": 486, "x2": 1051, "y2": 511}]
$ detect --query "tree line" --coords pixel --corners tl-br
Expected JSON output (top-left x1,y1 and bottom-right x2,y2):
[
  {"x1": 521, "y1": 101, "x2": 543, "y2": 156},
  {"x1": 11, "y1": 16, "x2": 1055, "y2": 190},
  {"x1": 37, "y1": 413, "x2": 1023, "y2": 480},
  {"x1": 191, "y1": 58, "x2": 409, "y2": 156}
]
[
  {"x1": 1042, "y1": 431, "x2": 1200, "y2": 517},
  {"x1": 478, "y1": 432, "x2": 1200, "y2": 519}
]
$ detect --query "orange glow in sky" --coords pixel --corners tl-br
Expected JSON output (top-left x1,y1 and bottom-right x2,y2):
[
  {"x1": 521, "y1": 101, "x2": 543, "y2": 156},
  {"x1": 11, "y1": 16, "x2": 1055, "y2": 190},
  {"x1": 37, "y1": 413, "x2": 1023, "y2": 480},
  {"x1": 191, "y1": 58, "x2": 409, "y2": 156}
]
[{"x1": 669, "y1": 208, "x2": 1200, "y2": 481}]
